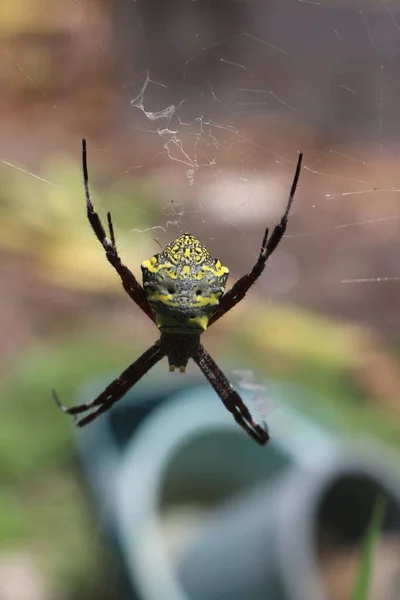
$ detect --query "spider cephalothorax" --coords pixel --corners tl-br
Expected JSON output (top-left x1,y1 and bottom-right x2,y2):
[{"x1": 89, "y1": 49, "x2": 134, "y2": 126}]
[{"x1": 53, "y1": 139, "x2": 303, "y2": 446}]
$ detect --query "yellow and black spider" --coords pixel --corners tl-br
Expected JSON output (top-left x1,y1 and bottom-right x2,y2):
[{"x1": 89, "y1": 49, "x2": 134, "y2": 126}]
[{"x1": 53, "y1": 139, "x2": 303, "y2": 445}]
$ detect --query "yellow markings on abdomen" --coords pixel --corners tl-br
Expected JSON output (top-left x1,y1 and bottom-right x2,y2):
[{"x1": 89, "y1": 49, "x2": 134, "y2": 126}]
[
  {"x1": 147, "y1": 291, "x2": 180, "y2": 307},
  {"x1": 192, "y1": 293, "x2": 221, "y2": 308},
  {"x1": 141, "y1": 257, "x2": 171, "y2": 275}
]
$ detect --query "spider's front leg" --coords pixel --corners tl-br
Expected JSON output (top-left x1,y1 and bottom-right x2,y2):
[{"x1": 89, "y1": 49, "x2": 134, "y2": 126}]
[
  {"x1": 81, "y1": 138, "x2": 155, "y2": 322},
  {"x1": 193, "y1": 345, "x2": 269, "y2": 445},
  {"x1": 209, "y1": 152, "x2": 303, "y2": 327},
  {"x1": 53, "y1": 341, "x2": 166, "y2": 427}
]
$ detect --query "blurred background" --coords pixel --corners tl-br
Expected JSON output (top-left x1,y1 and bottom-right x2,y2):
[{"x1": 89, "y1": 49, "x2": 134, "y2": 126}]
[{"x1": 1, "y1": 1, "x2": 400, "y2": 599}]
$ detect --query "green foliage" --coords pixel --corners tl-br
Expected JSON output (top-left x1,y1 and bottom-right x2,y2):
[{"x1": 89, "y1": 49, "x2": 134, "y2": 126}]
[{"x1": 351, "y1": 496, "x2": 387, "y2": 600}]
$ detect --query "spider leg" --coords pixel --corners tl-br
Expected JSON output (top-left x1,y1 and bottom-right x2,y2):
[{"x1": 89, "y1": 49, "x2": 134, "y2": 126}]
[
  {"x1": 82, "y1": 138, "x2": 155, "y2": 322},
  {"x1": 192, "y1": 345, "x2": 269, "y2": 445},
  {"x1": 53, "y1": 341, "x2": 165, "y2": 427},
  {"x1": 209, "y1": 152, "x2": 303, "y2": 327}
]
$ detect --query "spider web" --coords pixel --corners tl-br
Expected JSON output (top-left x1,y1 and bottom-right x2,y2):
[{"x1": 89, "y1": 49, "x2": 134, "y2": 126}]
[{"x1": 1, "y1": 0, "x2": 400, "y2": 597}]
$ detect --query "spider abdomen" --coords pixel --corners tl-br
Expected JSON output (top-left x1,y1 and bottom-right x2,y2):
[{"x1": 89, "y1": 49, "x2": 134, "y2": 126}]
[{"x1": 141, "y1": 233, "x2": 229, "y2": 334}]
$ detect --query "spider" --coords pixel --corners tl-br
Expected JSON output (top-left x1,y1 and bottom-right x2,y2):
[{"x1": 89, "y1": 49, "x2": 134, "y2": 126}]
[{"x1": 53, "y1": 139, "x2": 303, "y2": 445}]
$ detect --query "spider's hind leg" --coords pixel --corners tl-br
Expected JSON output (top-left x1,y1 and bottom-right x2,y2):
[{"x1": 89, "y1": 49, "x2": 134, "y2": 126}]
[
  {"x1": 52, "y1": 389, "x2": 71, "y2": 414},
  {"x1": 193, "y1": 345, "x2": 270, "y2": 446},
  {"x1": 53, "y1": 341, "x2": 166, "y2": 427}
]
